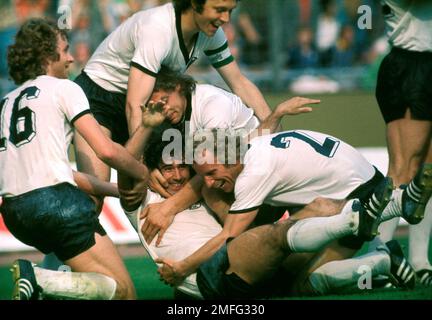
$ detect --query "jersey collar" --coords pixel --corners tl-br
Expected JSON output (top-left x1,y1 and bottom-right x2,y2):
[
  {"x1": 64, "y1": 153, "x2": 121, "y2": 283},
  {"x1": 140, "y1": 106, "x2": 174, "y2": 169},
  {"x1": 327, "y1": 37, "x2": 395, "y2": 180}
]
[{"x1": 175, "y1": 6, "x2": 199, "y2": 70}]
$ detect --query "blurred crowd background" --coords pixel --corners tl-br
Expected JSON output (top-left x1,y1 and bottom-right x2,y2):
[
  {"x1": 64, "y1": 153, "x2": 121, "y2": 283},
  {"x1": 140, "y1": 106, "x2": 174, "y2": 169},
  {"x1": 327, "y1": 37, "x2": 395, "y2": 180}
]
[{"x1": 0, "y1": 0, "x2": 389, "y2": 97}]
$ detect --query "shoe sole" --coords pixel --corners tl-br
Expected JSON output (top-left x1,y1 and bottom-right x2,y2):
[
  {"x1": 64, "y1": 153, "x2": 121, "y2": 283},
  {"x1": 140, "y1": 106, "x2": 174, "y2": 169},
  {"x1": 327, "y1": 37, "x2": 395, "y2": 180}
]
[{"x1": 411, "y1": 164, "x2": 432, "y2": 224}]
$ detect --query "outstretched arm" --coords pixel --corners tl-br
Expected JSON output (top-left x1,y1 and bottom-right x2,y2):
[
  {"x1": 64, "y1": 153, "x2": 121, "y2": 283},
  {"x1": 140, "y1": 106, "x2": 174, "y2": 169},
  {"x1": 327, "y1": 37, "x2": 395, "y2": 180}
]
[
  {"x1": 125, "y1": 66, "x2": 157, "y2": 135},
  {"x1": 74, "y1": 114, "x2": 148, "y2": 182},
  {"x1": 217, "y1": 61, "x2": 271, "y2": 122},
  {"x1": 73, "y1": 170, "x2": 119, "y2": 198},
  {"x1": 257, "y1": 97, "x2": 321, "y2": 134},
  {"x1": 118, "y1": 100, "x2": 167, "y2": 210}
]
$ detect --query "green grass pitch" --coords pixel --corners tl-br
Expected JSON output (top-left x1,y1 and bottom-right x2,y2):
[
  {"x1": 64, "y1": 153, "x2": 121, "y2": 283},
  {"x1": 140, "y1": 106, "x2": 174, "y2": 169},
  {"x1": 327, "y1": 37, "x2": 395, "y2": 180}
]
[{"x1": 0, "y1": 236, "x2": 431, "y2": 300}]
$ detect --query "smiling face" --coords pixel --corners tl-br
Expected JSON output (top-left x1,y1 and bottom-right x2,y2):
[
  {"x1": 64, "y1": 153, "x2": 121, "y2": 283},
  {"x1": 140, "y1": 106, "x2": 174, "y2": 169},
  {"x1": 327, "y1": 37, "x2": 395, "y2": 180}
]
[
  {"x1": 193, "y1": 161, "x2": 242, "y2": 193},
  {"x1": 193, "y1": 0, "x2": 237, "y2": 36},
  {"x1": 159, "y1": 161, "x2": 191, "y2": 195},
  {"x1": 149, "y1": 86, "x2": 187, "y2": 124},
  {"x1": 47, "y1": 34, "x2": 74, "y2": 79}
]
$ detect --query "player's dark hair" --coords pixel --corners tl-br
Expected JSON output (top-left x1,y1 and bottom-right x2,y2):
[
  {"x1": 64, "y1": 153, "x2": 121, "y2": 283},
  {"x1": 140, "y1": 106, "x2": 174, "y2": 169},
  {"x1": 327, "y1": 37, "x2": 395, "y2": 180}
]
[
  {"x1": 7, "y1": 18, "x2": 68, "y2": 85},
  {"x1": 144, "y1": 123, "x2": 194, "y2": 178},
  {"x1": 173, "y1": 0, "x2": 240, "y2": 14},
  {"x1": 154, "y1": 67, "x2": 197, "y2": 97},
  {"x1": 173, "y1": 0, "x2": 207, "y2": 13}
]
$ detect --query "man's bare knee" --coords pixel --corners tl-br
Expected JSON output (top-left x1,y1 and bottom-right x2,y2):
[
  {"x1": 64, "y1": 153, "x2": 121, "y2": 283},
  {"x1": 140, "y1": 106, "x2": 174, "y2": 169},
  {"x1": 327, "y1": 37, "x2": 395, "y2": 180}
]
[
  {"x1": 294, "y1": 198, "x2": 345, "y2": 219},
  {"x1": 310, "y1": 197, "x2": 345, "y2": 215},
  {"x1": 113, "y1": 279, "x2": 136, "y2": 300}
]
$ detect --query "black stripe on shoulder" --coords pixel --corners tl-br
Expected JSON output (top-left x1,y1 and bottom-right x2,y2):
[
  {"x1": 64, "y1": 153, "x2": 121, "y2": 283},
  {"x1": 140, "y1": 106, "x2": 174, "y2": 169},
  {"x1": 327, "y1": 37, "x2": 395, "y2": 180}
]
[
  {"x1": 130, "y1": 62, "x2": 158, "y2": 77},
  {"x1": 212, "y1": 56, "x2": 234, "y2": 69},
  {"x1": 204, "y1": 41, "x2": 229, "y2": 56},
  {"x1": 71, "y1": 109, "x2": 91, "y2": 126},
  {"x1": 229, "y1": 205, "x2": 261, "y2": 214}
]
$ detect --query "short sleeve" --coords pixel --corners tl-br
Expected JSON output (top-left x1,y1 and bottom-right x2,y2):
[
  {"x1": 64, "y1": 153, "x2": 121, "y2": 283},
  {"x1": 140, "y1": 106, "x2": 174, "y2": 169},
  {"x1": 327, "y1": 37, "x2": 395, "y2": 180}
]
[
  {"x1": 130, "y1": 25, "x2": 171, "y2": 76},
  {"x1": 199, "y1": 94, "x2": 235, "y2": 129},
  {"x1": 196, "y1": 86, "x2": 258, "y2": 135},
  {"x1": 204, "y1": 28, "x2": 234, "y2": 68},
  {"x1": 54, "y1": 80, "x2": 90, "y2": 125},
  {"x1": 229, "y1": 155, "x2": 279, "y2": 213}
]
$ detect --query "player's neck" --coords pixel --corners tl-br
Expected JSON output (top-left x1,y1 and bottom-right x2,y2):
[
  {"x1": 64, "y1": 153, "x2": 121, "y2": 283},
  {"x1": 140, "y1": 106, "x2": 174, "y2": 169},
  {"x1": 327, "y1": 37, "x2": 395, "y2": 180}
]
[{"x1": 181, "y1": 10, "x2": 199, "y2": 46}]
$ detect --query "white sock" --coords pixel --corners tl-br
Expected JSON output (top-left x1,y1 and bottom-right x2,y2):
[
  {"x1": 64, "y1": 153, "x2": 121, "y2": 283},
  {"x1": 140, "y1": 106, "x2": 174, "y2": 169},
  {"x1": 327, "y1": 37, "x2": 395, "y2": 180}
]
[
  {"x1": 308, "y1": 250, "x2": 391, "y2": 295},
  {"x1": 34, "y1": 267, "x2": 117, "y2": 300},
  {"x1": 287, "y1": 199, "x2": 358, "y2": 252},
  {"x1": 380, "y1": 188, "x2": 403, "y2": 222},
  {"x1": 41, "y1": 253, "x2": 63, "y2": 271},
  {"x1": 368, "y1": 217, "x2": 400, "y2": 251},
  {"x1": 409, "y1": 198, "x2": 432, "y2": 271}
]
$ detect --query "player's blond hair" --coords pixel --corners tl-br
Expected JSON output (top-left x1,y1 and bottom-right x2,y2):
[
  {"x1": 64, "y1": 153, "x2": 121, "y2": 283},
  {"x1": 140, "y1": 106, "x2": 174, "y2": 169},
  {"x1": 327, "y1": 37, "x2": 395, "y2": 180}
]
[{"x1": 192, "y1": 128, "x2": 247, "y2": 165}]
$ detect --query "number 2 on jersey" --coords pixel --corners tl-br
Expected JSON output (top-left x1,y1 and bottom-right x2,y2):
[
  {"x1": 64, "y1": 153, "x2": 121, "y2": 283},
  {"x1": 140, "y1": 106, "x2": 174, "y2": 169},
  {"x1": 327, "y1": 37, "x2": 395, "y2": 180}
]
[
  {"x1": 271, "y1": 131, "x2": 340, "y2": 157},
  {"x1": 0, "y1": 86, "x2": 39, "y2": 152}
]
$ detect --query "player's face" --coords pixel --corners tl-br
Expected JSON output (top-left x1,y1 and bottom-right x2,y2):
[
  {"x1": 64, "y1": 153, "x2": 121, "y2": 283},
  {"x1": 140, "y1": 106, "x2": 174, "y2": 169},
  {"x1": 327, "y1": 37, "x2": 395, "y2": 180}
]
[
  {"x1": 193, "y1": 0, "x2": 237, "y2": 36},
  {"x1": 159, "y1": 161, "x2": 191, "y2": 195},
  {"x1": 193, "y1": 162, "x2": 239, "y2": 193},
  {"x1": 48, "y1": 34, "x2": 74, "y2": 79},
  {"x1": 149, "y1": 87, "x2": 187, "y2": 124}
]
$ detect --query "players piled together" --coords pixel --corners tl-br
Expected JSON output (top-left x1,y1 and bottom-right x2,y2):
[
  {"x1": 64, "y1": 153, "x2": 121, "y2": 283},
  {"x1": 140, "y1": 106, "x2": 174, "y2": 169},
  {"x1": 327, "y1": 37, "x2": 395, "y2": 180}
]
[{"x1": 1, "y1": 0, "x2": 431, "y2": 300}]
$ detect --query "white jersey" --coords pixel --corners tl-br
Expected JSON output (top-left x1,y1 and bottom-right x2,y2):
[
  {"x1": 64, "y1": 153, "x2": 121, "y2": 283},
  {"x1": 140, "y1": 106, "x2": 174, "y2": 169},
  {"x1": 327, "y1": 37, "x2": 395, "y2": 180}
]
[
  {"x1": 381, "y1": 0, "x2": 432, "y2": 52},
  {"x1": 84, "y1": 3, "x2": 233, "y2": 93},
  {"x1": 229, "y1": 130, "x2": 376, "y2": 213},
  {"x1": 124, "y1": 190, "x2": 222, "y2": 299},
  {"x1": 188, "y1": 84, "x2": 260, "y2": 136},
  {"x1": 0, "y1": 76, "x2": 90, "y2": 197}
]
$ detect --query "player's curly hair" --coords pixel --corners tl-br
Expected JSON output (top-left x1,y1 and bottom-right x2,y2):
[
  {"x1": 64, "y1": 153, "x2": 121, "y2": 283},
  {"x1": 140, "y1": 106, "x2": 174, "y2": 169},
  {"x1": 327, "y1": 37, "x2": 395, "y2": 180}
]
[
  {"x1": 144, "y1": 122, "x2": 175, "y2": 170},
  {"x1": 173, "y1": 0, "x2": 240, "y2": 14},
  {"x1": 7, "y1": 18, "x2": 68, "y2": 85},
  {"x1": 154, "y1": 67, "x2": 197, "y2": 97},
  {"x1": 144, "y1": 122, "x2": 195, "y2": 175}
]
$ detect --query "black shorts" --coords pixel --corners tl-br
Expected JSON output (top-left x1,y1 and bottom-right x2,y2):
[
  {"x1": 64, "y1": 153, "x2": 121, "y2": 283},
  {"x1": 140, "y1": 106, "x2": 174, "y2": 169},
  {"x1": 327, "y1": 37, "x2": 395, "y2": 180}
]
[
  {"x1": 337, "y1": 167, "x2": 385, "y2": 250},
  {"x1": 347, "y1": 167, "x2": 384, "y2": 200},
  {"x1": 74, "y1": 71, "x2": 129, "y2": 144},
  {"x1": 253, "y1": 204, "x2": 287, "y2": 226},
  {"x1": 0, "y1": 183, "x2": 107, "y2": 261},
  {"x1": 196, "y1": 243, "x2": 257, "y2": 299},
  {"x1": 196, "y1": 242, "x2": 294, "y2": 299},
  {"x1": 376, "y1": 47, "x2": 432, "y2": 123}
]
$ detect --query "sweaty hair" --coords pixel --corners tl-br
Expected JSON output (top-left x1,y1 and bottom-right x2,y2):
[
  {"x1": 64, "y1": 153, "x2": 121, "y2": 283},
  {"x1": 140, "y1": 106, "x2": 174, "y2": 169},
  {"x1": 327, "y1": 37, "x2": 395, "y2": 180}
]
[
  {"x1": 173, "y1": 0, "x2": 240, "y2": 14},
  {"x1": 154, "y1": 67, "x2": 197, "y2": 97},
  {"x1": 7, "y1": 18, "x2": 68, "y2": 85},
  {"x1": 173, "y1": 0, "x2": 207, "y2": 13}
]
